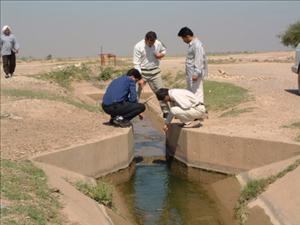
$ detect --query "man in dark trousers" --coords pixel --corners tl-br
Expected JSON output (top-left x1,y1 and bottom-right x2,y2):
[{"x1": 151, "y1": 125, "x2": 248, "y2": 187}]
[
  {"x1": 102, "y1": 68, "x2": 146, "y2": 127},
  {"x1": 0, "y1": 25, "x2": 20, "y2": 78}
]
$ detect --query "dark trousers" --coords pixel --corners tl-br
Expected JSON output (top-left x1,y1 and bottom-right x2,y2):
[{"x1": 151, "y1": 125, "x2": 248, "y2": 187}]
[
  {"x1": 102, "y1": 102, "x2": 145, "y2": 121},
  {"x1": 2, "y1": 52, "x2": 16, "y2": 75}
]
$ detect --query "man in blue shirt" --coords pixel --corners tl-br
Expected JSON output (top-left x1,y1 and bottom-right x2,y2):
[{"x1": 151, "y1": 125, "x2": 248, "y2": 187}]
[{"x1": 102, "y1": 68, "x2": 146, "y2": 127}]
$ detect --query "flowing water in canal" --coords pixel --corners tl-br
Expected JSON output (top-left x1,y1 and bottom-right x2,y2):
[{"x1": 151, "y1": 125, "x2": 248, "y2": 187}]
[{"x1": 117, "y1": 117, "x2": 225, "y2": 225}]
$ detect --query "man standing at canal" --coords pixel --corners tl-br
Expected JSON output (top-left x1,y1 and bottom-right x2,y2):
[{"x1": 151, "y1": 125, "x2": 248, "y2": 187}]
[
  {"x1": 178, "y1": 27, "x2": 208, "y2": 104},
  {"x1": 133, "y1": 31, "x2": 170, "y2": 118},
  {"x1": 0, "y1": 25, "x2": 20, "y2": 78}
]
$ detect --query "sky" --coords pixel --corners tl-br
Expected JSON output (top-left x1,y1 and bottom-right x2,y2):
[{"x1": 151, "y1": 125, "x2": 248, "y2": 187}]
[{"x1": 1, "y1": 1, "x2": 300, "y2": 58}]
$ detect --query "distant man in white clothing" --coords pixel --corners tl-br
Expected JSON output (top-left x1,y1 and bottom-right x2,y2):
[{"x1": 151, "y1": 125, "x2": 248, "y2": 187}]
[
  {"x1": 177, "y1": 27, "x2": 208, "y2": 104},
  {"x1": 133, "y1": 31, "x2": 169, "y2": 118},
  {"x1": 0, "y1": 25, "x2": 20, "y2": 78},
  {"x1": 156, "y1": 88, "x2": 207, "y2": 133}
]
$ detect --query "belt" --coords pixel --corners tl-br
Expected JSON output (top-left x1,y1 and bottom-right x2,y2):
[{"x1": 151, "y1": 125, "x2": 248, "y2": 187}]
[
  {"x1": 194, "y1": 102, "x2": 204, "y2": 107},
  {"x1": 141, "y1": 67, "x2": 159, "y2": 71}
]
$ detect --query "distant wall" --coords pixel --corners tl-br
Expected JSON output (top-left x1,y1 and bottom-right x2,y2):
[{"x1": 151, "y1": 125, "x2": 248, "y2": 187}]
[{"x1": 34, "y1": 130, "x2": 134, "y2": 178}]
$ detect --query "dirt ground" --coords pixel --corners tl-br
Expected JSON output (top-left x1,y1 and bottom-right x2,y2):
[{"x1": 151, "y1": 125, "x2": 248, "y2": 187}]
[
  {"x1": 0, "y1": 67, "x2": 124, "y2": 160},
  {"x1": 1, "y1": 51, "x2": 299, "y2": 161}
]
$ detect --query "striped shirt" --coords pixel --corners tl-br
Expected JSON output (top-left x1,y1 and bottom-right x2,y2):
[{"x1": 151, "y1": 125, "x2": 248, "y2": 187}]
[{"x1": 133, "y1": 39, "x2": 166, "y2": 73}]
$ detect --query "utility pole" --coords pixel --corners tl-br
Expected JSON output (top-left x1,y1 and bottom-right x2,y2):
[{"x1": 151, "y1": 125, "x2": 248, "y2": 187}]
[{"x1": 100, "y1": 45, "x2": 104, "y2": 66}]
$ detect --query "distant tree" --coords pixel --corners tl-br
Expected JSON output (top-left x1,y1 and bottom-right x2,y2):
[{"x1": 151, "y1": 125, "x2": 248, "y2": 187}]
[
  {"x1": 46, "y1": 54, "x2": 52, "y2": 60},
  {"x1": 279, "y1": 20, "x2": 300, "y2": 48}
]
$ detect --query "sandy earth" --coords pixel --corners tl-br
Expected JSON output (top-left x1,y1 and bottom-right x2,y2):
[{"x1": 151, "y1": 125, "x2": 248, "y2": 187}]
[
  {"x1": 0, "y1": 66, "x2": 124, "y2": 160},
  {"x1": 1, "y1": 51, "x2": 299, "y2": 161}
]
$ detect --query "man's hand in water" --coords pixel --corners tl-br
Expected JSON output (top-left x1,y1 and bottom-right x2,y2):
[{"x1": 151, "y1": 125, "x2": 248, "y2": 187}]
[
  {"x1": 162, "y1": 124, "x2": 169, "y2": 133},
  {"x1": 137, "y1": 79, "x2": 145, "y2": 88},
  {"x1": 139, "y1": 113, "x2": 144, "y2": 120}
]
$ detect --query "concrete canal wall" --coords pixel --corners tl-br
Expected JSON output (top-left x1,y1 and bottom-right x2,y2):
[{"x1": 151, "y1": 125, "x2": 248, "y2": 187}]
[
  {"x1": 34, "y1": 129, "x2": 134, "y2": 178},
  {"x1": 166, "y1": 125, "x2": 300, "y2": 174},
  {"x1": 32, "y1": 128, "x2": 135, "y2": 225}
]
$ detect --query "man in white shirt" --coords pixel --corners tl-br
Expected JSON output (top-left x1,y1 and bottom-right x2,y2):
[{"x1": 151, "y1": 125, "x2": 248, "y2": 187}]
[
  {"x1": 0, "y1": 25, "x2": 20, "y2": 78},
  {"x1": 156, "y1": 88, "x2": 207, "y2": 132},
  {"x1": 177, "y1": 27, "x2": 208, "y2": 104},
  {"x1": 133, "y1": 31, "x2": 169, "y2": 118}
]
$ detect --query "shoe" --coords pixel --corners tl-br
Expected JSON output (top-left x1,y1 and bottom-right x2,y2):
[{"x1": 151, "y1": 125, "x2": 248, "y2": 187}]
[
  {"x1": 114, "y1": 120, "x2": 131, "y2": 128},
  {"x1": 5, "y1": 74, "x2": 9, "y2": 78},
  {"x1": 113, "y1": 116, "x2": 131, "y2": 128},
  {"x1": 183, "y1": 120, "x2": 201, "y2": 128},
  {"x1": 103, "y1": 118, "x2": 114, "y2": 126},
  {"x1": 163, "y1": 112, "x2": 169, "y2": 119},
  {"x1": 196, "y1": 111, "x2": 209, "y2": 121}
]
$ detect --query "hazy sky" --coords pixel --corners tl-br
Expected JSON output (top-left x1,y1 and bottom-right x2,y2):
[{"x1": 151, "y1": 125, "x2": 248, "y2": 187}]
[{"x1": 1, "y1": 1, "x2": 299, "y2": 58}]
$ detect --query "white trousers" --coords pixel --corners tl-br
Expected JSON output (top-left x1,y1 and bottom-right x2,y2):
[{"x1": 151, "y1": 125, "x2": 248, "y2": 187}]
[
  {"x1": 170, "y1": 105, "x2": 206, "y2": 123},
  {"x1": 186, "y1": 76, "x2": 204, "y2": 103}
]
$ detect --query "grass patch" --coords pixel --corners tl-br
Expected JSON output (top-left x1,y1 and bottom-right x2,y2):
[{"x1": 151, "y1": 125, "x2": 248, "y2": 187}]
[
  {"x1": 235, "y1": 159, "x2": 300, "y2": 225},
  {"x1": 0, "y1": 159, "x2": 64, "y2": 225},
  {"x1": 220, "y1": 107, "x2": 255, "y2": 118},
  {"x1": 1, "y1": 88, "x2": 101, "y2": 113},
  {"x1": 282, "y1": 121, "x2": 300, "y2": 142},
  {"x1": 205, "y1": 80, "x2": 250, "y2": 111},
  {"x1": 162, "y1": 71, "x2": 186, "y2": 88},
  {"x1": 37, "y1": 64, "x2": 91, "y2": 88},
  {"x1": 74, "y1": 181, "x2": 113, "y2": 207},
  {"x1": 283, "y1": 121, "x2": 300, "y2": 129},
  {"x1": 98, "y1": 66, "x2": 130, "y2": 81},
  {"x1": 165, "y1": 74, "x2": 250, "y2": 111}
]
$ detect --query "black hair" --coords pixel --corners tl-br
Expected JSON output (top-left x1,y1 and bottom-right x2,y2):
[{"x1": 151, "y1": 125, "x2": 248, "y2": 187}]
[
  {"x1": 145, "y1": 31, "x2": 157, "y2": 41},
  {"x1": 127, "y1": 68, "x2": 142, "y2": 80},
  {"x1": 177, "y1": 27, "x2": 194, "y2": 37},
  {"x1": 156, "y1": 88, "x2": 169, "y2": 101}
]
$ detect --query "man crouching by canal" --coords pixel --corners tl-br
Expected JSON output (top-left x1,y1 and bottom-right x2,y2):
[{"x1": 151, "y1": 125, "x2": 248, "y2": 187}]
[
  {"x1": 102, "y1": 68, "x2": 146, "y2": 128},
  {"x1": 156, "y1": 88, "x2": 207, "y2": 133}
]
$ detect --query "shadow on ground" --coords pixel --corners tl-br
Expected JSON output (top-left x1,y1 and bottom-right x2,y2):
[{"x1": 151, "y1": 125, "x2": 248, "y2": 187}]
[{"x1": 285, "y1": 89, "x2": 300, "y2": 96}]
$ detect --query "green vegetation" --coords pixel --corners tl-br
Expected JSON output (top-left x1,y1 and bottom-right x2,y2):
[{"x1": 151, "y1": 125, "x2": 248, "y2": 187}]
[
  {"x1": 74, "y1": 181, "x2": 113, "y2": 207},
  {"x1": 220, "y1": 107, "x2": 255, "y2": 118},
  {"x1": 207, "y1": 51, "x2": 252, "y2": 56},
  {"x1": 1, "y1": 88, "x2": 101, "y2": 113},
  {"x1": 282, "y1": 121, "x2": 300, "y2": 142},
  {"x1": 164, "y1": 73, "x2": 250, "y2": 111},
  {"x1": 235, "y1": 159, "x2": 300, "y2": 225},
  {"x1": 0, "y1": 159, "x2": 64, "y2": 225},
  {"x1": 98, "y1": 67, "x2": 130, "y2": 81},
  {"x1": 38, "y1": 64, "x2": 91, "y2": 88},
  {"x1": 17, "y1": 56, "x2": 34, "y2": 62},
  {"x1": 204, "y1": 80, "x2": 250, "y2": 111},
  {"x1": 283, "y1": 121, "x2": 300, "y2": 129},
  {"x1": 162, "y1": 71, "x2": 186, "y2": 88},
  {"x1": 279, "y1": 20, "x2": 300, "y2": 48}
]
